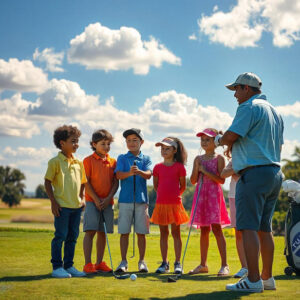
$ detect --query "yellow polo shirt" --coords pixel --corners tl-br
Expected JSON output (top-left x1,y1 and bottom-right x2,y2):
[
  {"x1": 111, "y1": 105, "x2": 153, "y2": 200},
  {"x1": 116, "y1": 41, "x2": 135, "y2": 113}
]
[{"x1": 45, "y1": 152, "x2": 87, "y2": 208}]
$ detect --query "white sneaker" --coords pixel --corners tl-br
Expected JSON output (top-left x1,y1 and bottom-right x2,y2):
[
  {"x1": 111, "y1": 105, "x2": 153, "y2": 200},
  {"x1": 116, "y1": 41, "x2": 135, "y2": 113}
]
[
  {"x1": 218, "y1": 265, "x2": 230, "y2": 276},
  {"x1": 138, "y1": 260, "x2": 148, "y2": 273},
  {"x1": 226, "y1": 277, "x2": 263, "y2": 293},
  {"x1": 263, "y1": 277, "x2": 276, "y2": 290},
  {"x1": 66, "y1": 266, "x2": 86, "y2": 277},
  {"x1": 234, "y1": 268, "x2": 248, "y2": 278},
  {"x1": 115, "y1": 260, "x2": 128, "y2": 273},
  {"x1": 52, "y1": 267, "x2": 71, "y2": 278}
]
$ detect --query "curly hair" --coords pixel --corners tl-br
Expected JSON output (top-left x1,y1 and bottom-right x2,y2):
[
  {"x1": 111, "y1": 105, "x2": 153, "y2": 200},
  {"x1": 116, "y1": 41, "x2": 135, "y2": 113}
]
[
  {"x1": 167, "y1": 136, "x2": 188, "y2": 165},
  {"x1": 90, "y1": 129, "x2": 114, "y2": 151},
  {"x1": 53, "y1": 125, "x2": 81, "y2": 149}
]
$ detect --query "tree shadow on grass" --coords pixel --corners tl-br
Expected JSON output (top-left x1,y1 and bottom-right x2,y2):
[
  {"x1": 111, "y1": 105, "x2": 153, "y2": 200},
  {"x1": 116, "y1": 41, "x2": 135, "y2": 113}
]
[
  {"x1": 0, "y1": 272, "x2": 109, "y2": 282},
  {"x1": 274, "y1": 274, "x2": 300, "y2": 280},
  {"x1": 0, "y1": 274, "x2": 51, "y2": 282},
  {"x1": 131, "y1": 290, "x2": 250, "y2": 300},
  {"x1": 144, "y1": 273, "x2": 231, "y2": 283}
]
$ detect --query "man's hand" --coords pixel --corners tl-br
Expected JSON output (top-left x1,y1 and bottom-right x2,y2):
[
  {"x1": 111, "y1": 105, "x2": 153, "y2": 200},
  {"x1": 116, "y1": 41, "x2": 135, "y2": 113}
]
[{"x1": 51, "y1": 200, "x2": 61, "y2": 217}]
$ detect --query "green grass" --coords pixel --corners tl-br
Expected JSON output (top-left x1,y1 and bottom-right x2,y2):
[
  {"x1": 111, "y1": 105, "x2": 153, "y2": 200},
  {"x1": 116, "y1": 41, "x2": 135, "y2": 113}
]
[
  {"x1": 0, "y1": 229, "x2": 299, "y2": 300},
  {"x1": 0, "y1": 199, "x2": 299, "y2": 299}
]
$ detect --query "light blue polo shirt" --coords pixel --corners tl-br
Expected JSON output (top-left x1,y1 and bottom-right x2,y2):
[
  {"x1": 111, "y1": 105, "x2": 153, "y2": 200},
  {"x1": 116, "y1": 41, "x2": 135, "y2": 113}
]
[
  {"x1": 228, "y1": 94, "x2": 284, "y2": 173},
  {"x1": 115, "y1": 151, "x2": 152, "y2": 204}
]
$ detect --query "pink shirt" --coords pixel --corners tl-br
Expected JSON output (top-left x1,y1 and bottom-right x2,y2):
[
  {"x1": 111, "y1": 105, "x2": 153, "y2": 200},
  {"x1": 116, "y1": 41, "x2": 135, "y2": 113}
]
[{"x1": 153, "y1": 162, "x2": 186, "y2": 204}]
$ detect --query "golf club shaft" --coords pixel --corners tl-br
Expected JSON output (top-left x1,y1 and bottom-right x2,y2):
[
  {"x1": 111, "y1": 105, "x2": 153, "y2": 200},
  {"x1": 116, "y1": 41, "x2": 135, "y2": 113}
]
[
  {"x1": 101, "y1": 210, "x2": 130, "y2": 279},
  {"x1": 181, "y1": 174, "x2": 203, "y2": 273},
  {"x1": 132, "y1": 161, "x2": 136, "y2": 258}
]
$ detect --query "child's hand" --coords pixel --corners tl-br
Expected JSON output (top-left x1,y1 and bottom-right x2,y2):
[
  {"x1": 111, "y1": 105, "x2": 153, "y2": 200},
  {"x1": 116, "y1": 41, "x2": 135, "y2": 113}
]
[
  {"x1": 130, "y1": 165, "x2": 139, "y2": 175},
  {"x1": 198, "y1": 162, "x2": 206, "y2": 174},
  {"x1": 100, "y1": 198, "x2": 110, "y2": 210},
  {"x1": 51, "y1": 200, "x2": 61, "y2": 217},
  {"x1": 80, "y1": 200, "x2": 86, "y2": 210},
  {"x1": 94, "y1": 199, "x2": 102, "y2": 211}
]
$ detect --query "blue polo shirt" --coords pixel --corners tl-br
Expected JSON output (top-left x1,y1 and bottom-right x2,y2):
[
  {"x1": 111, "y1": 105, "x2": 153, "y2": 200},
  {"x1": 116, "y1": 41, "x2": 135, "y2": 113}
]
[
  {"x1": 228, "y1": 94, "x2": 284, "y2": 173},
  {"x1": 115, "y1": 151, "x2": 152, "y2": 204}
]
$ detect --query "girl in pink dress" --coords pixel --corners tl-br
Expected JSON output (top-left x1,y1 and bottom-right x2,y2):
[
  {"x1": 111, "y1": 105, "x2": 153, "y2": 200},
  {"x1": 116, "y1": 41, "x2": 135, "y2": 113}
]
[{"x1": 189, "y1": 128, "x2": 231, "y2": 276}]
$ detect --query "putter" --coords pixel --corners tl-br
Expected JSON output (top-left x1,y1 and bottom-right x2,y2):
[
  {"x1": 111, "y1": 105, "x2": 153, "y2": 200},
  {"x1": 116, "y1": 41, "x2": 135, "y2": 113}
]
[
  {"x1": 130, "y1": 160, "x2": 137, "y2": 258},
  {"x1": 101, "y1": 210, "x2": 130, "y2": 279},
  {"x1": 167, "y1": 174, "x2": 204, "y2": 282}
]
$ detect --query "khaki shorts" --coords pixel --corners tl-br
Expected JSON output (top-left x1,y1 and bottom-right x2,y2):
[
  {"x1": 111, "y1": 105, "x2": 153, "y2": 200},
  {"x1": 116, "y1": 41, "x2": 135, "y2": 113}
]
[{"x1": 118, "y1": 203, "x2": 150, "y2": 234}]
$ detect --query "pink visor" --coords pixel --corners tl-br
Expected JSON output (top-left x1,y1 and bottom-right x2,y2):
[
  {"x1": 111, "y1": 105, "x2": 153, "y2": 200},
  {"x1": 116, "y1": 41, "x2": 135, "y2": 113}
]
[{"x1": 196, "y1": 128, "x2": 217, "y2": 138}]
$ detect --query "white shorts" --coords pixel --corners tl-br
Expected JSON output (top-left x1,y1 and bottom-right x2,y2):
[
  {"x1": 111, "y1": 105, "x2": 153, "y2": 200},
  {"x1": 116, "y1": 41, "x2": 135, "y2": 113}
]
[
  {"x1": 118, "y1": 203, "x2": 150, "y2": 235},
  {"x1": 229, "y1": 197, "x2": 236, "y2": 228}
]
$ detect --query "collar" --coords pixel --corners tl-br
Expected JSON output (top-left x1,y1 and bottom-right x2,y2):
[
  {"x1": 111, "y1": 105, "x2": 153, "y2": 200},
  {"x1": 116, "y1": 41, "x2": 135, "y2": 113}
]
[
  {"x1": 242, "y1": 93, "x2": 267, "y2": 105},
  {"x1": 126, "y1": 151, "x2": 143, "y2": 160},
  {"x1": 92, "y1": 152, "x2": 110, "y2": 164},
  {"x1": 58, "y1": 152, "x2": 78, "y2": 163}
]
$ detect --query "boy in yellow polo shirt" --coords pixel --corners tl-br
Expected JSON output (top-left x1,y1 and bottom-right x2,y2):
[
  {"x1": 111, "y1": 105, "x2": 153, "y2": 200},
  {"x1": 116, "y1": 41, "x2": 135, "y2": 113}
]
[{"x1": 45, "y1": 125, "x2": 87, "y2": 278}]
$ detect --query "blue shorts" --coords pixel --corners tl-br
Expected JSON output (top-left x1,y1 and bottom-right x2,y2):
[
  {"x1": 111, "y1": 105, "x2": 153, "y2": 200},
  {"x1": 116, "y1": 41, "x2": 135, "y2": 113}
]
[{"x1": 236, "y1": 165, "x2": 283, "y2": 232}]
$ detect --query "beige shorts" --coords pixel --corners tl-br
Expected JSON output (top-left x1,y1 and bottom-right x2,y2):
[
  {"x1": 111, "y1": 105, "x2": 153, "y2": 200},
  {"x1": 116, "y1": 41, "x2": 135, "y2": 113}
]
[
  {"x1": 118, "y1": 203, "x2": 150, "y2": 234},
  {"x1": 229, "y1": 197, "x2": 236, "y2": 228}
]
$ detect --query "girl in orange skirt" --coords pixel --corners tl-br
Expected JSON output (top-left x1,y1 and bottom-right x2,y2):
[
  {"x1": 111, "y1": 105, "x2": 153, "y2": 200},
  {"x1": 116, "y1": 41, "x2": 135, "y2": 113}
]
[{"x1": 151, "y1": 137, "x2": 189, "y2": 274}]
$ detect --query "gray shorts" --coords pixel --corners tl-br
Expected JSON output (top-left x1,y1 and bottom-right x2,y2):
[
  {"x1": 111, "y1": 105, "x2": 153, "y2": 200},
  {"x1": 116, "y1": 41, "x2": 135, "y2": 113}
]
[
  {"x1": 236, "y1": 165, "x2": 283, "y2": 232},
  {"x1": 83, "y1": 201, "x2": 114, "y2": 233},
  {"x1": 118, "y1": 203, "x2": 150, "y2": 234}
]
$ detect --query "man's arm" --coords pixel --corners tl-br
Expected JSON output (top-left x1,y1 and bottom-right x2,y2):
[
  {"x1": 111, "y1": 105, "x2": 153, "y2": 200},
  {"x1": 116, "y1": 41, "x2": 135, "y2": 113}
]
[{"x1": 216, "y1": 131, "x2": 240, "y2": 148}]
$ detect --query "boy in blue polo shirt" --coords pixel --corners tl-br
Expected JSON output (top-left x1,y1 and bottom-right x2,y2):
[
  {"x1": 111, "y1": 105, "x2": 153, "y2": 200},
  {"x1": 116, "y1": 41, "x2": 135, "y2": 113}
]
[{"x1": 115, "y1": 128, "x2": 152, "y2": 273}]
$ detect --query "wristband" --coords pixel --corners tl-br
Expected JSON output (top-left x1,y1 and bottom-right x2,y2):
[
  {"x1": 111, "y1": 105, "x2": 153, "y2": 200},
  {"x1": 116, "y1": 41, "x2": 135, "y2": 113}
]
[{"x1": 214, "y1": 134, "x2": 222, "y2": 147}]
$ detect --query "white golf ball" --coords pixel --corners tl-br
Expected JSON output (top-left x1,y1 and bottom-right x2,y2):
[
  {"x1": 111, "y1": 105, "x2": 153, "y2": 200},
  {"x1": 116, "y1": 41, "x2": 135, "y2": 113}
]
[{"x1": 130, "y1": 274, "x2": 137, "y2": 281}]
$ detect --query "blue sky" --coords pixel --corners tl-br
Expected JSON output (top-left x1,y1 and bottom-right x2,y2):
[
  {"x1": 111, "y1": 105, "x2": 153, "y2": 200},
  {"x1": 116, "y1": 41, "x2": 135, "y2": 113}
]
[{"x1": 0, "y1": 0, "x2": 299, "y2": 191}]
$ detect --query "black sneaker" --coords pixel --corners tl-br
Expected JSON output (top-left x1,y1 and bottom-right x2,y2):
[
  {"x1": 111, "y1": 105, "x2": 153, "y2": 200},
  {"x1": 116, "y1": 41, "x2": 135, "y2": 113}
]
[
  {"x1": 155, "y1": 261, "x2": 170, "y2": 274},
  {"x1": 174, "y1": 261, "x2": 182, "y2": 274}
]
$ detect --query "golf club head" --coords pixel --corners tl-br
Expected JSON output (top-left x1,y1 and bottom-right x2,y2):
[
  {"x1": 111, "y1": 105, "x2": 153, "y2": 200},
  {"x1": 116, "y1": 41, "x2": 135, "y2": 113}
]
[
  {"x1": 115, "y1": 273, "x2": 130, "y2": 280},
  {"x1": 167, "y1": 276, "x2": 177, "y2": 283}
]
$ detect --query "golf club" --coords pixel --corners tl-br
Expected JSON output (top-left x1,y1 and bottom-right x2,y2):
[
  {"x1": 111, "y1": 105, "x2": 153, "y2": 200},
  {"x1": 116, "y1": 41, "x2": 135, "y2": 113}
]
[
  {"x1": 130, "y1": 160, "x2": 137, "y2": 258},
  {"x1": 167, "y1": 174, "x2": 204, "y2": 282},
  {"x1": 101, "y1": 210, "x2": 130, "y2": 279}
]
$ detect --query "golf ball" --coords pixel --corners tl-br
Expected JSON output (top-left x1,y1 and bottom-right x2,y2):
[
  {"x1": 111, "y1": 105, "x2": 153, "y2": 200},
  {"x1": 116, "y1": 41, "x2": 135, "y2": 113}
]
[{"x1": 130, "y1": 274, "x2": 137, "y2": 281}]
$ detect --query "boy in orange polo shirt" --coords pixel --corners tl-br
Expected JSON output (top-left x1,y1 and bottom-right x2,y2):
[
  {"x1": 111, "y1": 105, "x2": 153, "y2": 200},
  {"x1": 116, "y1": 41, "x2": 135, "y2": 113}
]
[{"x1": 83, "y1": 129, "x2": 119, "y2": 273}]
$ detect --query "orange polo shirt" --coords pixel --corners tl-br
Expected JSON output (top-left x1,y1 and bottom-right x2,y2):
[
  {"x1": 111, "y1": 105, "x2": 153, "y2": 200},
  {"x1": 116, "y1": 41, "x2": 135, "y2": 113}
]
[{"x1": 83, "y1": 152, "x2": 116, "y2": 204}]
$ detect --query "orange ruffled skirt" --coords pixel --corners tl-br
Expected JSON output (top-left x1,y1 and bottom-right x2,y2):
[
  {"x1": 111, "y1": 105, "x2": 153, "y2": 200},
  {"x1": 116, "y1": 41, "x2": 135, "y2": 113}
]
[{"x1": 151, "y1": 202, "x2": 189, "y2": 225}]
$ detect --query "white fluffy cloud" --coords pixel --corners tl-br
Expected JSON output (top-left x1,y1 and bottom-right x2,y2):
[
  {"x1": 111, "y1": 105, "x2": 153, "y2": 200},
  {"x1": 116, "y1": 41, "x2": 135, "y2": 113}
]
[
  {"x1": 29, "y1": 78, "x2": 98, "y2": 116},
  {"x1": 67, "y1": 22, "x2": 181, "y2": 74},
  {"x1": 0, "y1": 93, "x2": 40, "y2": 138},
  {"x1": 276, "y1": 101, "x2": 300, "y2": 117},
  {"x1": 140, "y1": 90, "x2": 233, "y2": 142},
  {"x1": 198, "y1": 0, "x2": 300, "y2": 48},
  {"x1": 33, "y1": 48, "x2": 64, "y2": 72},
  {"x1": 281, "y1": 139, "x2": 300, "y2": 161},
  {"x1": 0, "y1": 58, "x2": 48, "y2": 93},
  {"x1": 2, "y1": 146, "x2": 54, "y2": 167}
]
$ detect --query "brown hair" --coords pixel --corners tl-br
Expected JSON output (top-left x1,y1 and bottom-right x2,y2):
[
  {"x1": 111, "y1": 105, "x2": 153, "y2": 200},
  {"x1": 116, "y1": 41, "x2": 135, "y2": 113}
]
[
  {"x1": 53, "y1": 125, "x2": 81, "y2": 149},
  {"x1": 167, "y1": 136, "x2": 187, "y2": 165},
  {"x1": 90, "y1": 129, "x2": 114, "y2": 151}
]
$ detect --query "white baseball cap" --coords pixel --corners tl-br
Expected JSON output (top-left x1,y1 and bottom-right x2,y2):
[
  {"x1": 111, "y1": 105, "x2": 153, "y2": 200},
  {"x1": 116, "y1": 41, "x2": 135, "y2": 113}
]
[
  {"x1": 155, "y1": 137, "x2": 177, "y2": 149},
  {"x1": 226, "y1": 72, "x2": 262, "y2": 91}
]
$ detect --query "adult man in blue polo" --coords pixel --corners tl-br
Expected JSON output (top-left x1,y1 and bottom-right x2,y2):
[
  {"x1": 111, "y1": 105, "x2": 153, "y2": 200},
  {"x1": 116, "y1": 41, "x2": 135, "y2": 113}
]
[{"x1": 215, "y1": 72, "x2": 284, "y2": 293}]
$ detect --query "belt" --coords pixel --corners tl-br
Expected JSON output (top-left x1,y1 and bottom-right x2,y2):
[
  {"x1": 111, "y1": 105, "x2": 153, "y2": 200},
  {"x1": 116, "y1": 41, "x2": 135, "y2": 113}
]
[{"x1": 239, "y1": 164, "x2": 279, "y2": 175}]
